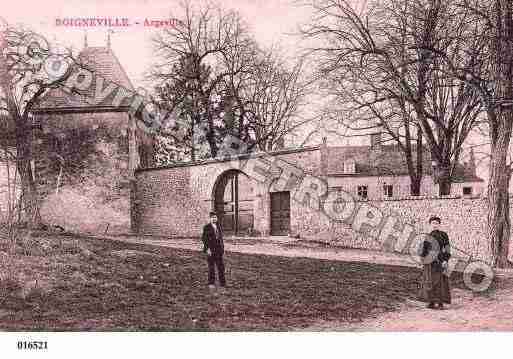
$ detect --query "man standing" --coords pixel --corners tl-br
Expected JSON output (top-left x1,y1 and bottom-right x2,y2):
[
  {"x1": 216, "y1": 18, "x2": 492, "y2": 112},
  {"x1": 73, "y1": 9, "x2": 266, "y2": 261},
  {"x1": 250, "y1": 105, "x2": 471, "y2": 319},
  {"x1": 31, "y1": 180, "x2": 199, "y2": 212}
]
[
  {"x1": 201, "y1": 212, "x2": 226, "y2": 289},
  {"x1": 419, "y1": 216, "x2": 451, "y2": 309}
]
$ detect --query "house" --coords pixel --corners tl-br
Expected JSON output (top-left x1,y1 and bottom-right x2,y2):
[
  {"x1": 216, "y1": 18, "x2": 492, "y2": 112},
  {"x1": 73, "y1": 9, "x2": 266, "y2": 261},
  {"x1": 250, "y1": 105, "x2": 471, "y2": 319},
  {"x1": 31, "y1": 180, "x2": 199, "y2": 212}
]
[
  {"x1": 31, "y1": 39, "x2": 155, "y2": 176},
  {"x1": 28, "y1": 37, "x2": 155, "y2": 233},
  {"x1": 323, "y1": 133, "x2": 484, "y2": 200},
  {"x1": 132, "y1": 133, "x2": 484, "y2": 238}
]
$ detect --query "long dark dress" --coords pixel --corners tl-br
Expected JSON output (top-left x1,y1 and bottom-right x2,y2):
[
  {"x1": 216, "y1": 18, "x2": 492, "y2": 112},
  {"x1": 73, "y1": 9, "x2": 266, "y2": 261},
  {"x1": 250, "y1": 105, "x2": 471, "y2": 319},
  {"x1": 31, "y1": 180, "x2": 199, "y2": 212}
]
[{"x1": 418, "y1": 230, "x2": 451, "y2": 304}]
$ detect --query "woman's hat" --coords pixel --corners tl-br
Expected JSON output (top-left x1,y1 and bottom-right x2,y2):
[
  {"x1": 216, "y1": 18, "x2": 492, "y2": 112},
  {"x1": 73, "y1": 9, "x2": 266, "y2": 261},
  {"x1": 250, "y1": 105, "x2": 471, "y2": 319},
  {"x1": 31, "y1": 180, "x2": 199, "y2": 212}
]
[{"x1": 429, "y1": 216, "x2": 441, "y2": 224}]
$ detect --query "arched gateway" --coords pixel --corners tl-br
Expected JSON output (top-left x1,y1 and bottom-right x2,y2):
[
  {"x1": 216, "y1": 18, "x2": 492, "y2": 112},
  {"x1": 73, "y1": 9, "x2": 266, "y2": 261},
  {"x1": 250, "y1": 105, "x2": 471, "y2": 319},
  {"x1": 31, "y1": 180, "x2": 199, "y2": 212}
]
[{"x1": 213, "y1": 170, "x2": 254, "y2": 235}]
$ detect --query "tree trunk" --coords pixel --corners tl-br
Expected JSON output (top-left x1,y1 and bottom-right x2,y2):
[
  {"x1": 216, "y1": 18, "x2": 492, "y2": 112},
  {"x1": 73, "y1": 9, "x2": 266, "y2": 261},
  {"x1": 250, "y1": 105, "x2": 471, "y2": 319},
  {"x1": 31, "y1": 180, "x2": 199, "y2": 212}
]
[
  {"x1": 435, "y1": 163, "x2": 452, "y2": 196},
  {"x1": 438, "y1": 180, "x2": 451, "y2": 196},
  {"x1": 15, "y1": 118, "x2": 42, "y2": 228},
  {"x1": 487, "y1": 137, "x2": 512, "y2": 267},
  {"x1": 207, "y1": 125, "x2": 217, "y2": 158},
  {"x1": 412, "y1": 128, "x2": 424, "y2": 196},
  {"x1": 488, "y1": 116, "x2": 513, "y2": 268},
  {"x1": 410, "y1": 177, "x2": 421, "y2": 196},
  {"x1": 190, "y1": 115, "x2": 196, "y2": 162},
  {"x1": 487, "y1": 0, "x2": 513, "y2": 268}
]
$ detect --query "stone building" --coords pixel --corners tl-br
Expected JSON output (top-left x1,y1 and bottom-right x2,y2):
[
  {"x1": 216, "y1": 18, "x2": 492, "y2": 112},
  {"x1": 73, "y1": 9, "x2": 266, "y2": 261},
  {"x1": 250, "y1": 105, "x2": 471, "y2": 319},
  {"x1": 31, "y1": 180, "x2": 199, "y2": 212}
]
[
  {"x1": 325, "y1": 133, "x2": 484, "y2": 199},
  {"x1": 133, "y1": 134, "x2": 484, "y2": 240},
  {"x1": 32, "y1": 41, "x2": 155, "y2": 172},
  {"x1": 29, "y1": 39, "x2": 155, "y2": 233}
]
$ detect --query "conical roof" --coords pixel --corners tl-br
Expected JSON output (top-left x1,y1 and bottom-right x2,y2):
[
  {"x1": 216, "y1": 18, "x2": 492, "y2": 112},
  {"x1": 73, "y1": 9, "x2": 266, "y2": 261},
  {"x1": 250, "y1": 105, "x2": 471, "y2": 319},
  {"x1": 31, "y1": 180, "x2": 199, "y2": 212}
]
[
  {"x1": 78, "y1": 46, "x2": 134, "y2": 91},
  {"x1": 34, "y1": 46, "x2": 135, "y2": 111}
]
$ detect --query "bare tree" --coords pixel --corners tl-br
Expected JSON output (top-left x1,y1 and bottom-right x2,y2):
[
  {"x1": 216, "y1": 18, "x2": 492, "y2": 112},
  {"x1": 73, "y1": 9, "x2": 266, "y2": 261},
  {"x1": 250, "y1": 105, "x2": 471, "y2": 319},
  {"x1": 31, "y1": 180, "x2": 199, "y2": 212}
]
[
  {"x1": 151, "y1": 1, "x2": 254, "y2": 159},
  {"x1": 0, "y1": 113, "x2": 22, "y2": 245},
  {"x1": 299, "y1": 0, "x2": 483, "y2": 195},
  {"x1": 229, "y1": 48, "x2": 312, "y2": 152},
  {"x1": 0, "y1": 23, "x2": 75, "y2": 228},
  {"x1": 417, "y1": 0, "x2": 513, "y2": 267},
  {"x1": 486, "y1": 0, "x2": 513, "y2": 268},
  {"x1": 151, "y1": 1, "x2": 313, "y2": 162},
  {"x1": 456, "y1": 0, "x2": 513, "y2": 267}
]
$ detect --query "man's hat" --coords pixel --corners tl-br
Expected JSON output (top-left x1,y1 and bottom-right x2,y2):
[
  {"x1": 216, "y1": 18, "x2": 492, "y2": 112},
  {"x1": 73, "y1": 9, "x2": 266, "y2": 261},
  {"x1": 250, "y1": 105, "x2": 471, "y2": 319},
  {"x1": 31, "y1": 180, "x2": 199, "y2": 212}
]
[{"x1": 429, "y1": 215, "x2": 441, "y2": 224}]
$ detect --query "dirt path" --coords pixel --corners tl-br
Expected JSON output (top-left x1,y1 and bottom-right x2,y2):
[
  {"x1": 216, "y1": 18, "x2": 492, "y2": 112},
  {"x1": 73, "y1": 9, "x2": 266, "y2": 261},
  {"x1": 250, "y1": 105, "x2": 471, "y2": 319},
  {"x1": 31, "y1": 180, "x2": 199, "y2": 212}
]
[
  {"x1": 304, "y1": 286, "x2": 513, "y2": 331},
  {"x1": 106, "y1": 235, "x2": 422, "y2": 268}
]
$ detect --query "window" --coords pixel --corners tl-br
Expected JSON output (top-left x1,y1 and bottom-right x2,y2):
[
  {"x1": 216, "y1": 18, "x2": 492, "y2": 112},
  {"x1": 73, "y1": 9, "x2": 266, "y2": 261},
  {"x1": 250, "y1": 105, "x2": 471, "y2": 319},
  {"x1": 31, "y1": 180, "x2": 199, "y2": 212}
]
[
  {"x1": 463, "y1": 187, "x2": 472, "y2": 196},
  {"x1": 383, "y1": 184, "x2": 393, "y2": 198},
  {"x1": 357, "y1": 185, "x2": 368, "y2": 199}
]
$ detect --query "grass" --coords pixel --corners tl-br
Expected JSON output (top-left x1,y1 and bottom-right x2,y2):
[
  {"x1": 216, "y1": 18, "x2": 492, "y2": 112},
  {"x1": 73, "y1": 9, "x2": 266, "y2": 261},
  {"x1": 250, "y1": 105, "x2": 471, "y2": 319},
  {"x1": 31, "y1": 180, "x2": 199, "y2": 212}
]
[{"x1": 0, "y1": 232, "x2": 489, "y2": 331}]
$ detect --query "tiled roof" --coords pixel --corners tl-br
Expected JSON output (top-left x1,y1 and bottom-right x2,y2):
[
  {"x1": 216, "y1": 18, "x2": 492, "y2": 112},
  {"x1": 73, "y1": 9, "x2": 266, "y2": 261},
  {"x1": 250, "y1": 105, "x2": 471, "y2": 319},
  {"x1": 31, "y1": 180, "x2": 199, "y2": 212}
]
[
  {"x1": 34, "y1": 46, "x2": 135, "y2": 110},
  {"x1": 326, "y1": 144, "x2": 483, "y2": 183}
]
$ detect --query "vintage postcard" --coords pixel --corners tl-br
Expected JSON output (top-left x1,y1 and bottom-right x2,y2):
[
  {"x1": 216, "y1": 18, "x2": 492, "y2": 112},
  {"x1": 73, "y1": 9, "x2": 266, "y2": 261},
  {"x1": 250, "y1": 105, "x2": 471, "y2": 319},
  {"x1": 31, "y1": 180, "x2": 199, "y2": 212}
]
[{"x1": 0, "y1": 0, "x2": 512, "y2": 357}]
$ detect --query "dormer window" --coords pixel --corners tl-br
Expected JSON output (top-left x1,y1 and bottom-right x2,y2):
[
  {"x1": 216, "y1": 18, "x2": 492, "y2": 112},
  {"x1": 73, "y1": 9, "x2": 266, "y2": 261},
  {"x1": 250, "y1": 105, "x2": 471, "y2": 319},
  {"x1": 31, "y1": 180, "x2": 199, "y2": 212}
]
[{"x1": 343, "y1": 160, "x2": 356, "y2": 174}]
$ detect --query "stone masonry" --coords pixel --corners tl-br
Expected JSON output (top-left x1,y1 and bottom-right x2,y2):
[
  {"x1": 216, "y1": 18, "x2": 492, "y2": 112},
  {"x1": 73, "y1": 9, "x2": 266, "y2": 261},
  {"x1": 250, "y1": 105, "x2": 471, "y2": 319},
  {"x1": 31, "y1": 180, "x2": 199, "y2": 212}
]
[{"x1": 133, "y1": 145, "x2": 501, "y2": 262}]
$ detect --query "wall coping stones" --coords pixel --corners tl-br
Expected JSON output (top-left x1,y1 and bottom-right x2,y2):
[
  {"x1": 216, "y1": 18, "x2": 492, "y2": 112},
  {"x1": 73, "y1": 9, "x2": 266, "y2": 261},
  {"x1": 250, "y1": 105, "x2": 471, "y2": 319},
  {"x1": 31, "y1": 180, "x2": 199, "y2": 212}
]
[
  {"x1": 361, "y1": 194, "x2": 479, "y2": 202},
  {"x1": 134, "y1": 145, "x2": 321, "y2": 174}
]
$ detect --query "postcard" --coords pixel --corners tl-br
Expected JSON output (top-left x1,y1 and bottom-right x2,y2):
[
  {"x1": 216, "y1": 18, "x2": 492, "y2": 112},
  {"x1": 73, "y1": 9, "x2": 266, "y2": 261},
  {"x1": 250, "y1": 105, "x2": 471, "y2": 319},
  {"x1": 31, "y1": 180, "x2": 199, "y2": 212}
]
[{"x1": 0, "y1": 0, "x2": 512, "y2": 358}]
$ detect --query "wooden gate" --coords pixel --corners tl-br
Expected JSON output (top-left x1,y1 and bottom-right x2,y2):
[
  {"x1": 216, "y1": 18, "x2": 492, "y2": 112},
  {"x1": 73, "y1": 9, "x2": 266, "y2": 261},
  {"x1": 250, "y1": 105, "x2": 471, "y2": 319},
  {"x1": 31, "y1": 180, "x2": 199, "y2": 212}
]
[
  {"x1": 214, "y1": 170, "x2": 254, "y2": 235},
  {"x1": 270, "y1": 191, "x2": 290, "y2": 235}
]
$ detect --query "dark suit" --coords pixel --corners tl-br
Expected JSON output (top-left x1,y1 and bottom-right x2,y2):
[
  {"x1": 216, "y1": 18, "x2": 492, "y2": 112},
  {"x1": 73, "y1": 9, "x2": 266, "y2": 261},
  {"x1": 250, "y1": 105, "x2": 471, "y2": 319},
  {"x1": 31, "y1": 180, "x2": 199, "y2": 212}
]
[{"x1": 201, "y1": 222, "x2": 226, "y2": 286}]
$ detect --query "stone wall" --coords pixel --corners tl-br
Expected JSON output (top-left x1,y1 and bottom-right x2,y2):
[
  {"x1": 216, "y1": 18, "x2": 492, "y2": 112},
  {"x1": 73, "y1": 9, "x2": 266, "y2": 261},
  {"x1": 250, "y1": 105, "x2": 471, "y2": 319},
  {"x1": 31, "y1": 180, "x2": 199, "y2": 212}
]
[
  {"x1": 371, "y1": 197, "x2": 493, "y2": 260},
  {"x1": 34, "y1": 111, "x2": 132, "y2": 234},
  {"x1": 133, "y1": 165, "x2": 206, "y2": 237},
  {"x1": 133, "y1": 147, "x2": 499, "y2": 263},
  {"x1": 297, "y1": 196, "x2": 497, "y2": 262},
  {"x1": 134, "y1": 147, "x2": 322, "y2": 237}
]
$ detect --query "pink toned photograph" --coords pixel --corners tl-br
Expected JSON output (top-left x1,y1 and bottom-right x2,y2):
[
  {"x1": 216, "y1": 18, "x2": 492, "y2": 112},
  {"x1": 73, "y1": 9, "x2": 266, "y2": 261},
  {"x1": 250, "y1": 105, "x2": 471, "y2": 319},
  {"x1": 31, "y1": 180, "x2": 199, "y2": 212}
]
[{"x1": 0, "y1": 0, "x2": 513, "y2": 355}]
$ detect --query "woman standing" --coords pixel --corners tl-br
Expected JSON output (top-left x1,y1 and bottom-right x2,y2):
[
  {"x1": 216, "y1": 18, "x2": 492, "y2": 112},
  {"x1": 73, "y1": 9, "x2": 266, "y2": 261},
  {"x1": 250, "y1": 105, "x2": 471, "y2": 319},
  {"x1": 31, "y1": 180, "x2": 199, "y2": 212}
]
[{"x1": 419, "y1": 216, "x2": 451, "y2": 309}]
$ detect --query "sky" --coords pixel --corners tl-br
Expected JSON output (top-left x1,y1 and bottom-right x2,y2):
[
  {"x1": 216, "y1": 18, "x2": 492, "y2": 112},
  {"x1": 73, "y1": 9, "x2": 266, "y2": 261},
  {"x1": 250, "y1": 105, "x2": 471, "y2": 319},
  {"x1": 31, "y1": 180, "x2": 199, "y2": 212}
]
[
  {"x1": 1, "y1": 0, "x2": 312, "y2": 88},
  {"x1": 0, "y1": 0, "x2": 495, "y2": 187}
]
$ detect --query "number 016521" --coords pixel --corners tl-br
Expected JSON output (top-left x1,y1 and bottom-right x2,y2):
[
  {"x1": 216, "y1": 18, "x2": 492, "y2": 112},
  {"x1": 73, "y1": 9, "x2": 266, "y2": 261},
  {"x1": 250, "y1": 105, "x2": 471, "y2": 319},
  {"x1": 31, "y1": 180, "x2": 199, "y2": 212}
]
[{"x1": 17, "y1": 341, "x2": 48, "y2": 350}]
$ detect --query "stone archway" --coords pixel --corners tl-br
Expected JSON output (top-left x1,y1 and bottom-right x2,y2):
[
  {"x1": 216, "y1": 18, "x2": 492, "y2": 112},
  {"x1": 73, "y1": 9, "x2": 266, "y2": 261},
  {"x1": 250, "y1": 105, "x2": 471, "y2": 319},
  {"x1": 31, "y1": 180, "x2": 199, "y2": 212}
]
[{"x1": 213, "y1": 169, "x2": 254, "y2": 235}]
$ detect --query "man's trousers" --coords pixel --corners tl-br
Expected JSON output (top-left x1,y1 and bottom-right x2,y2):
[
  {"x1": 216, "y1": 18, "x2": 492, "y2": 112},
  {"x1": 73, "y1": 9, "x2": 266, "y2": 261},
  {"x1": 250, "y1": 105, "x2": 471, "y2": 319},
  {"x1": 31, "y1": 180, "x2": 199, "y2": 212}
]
[{"x1": 207, "y1": 253, "x2": 226, "y2": 286}]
